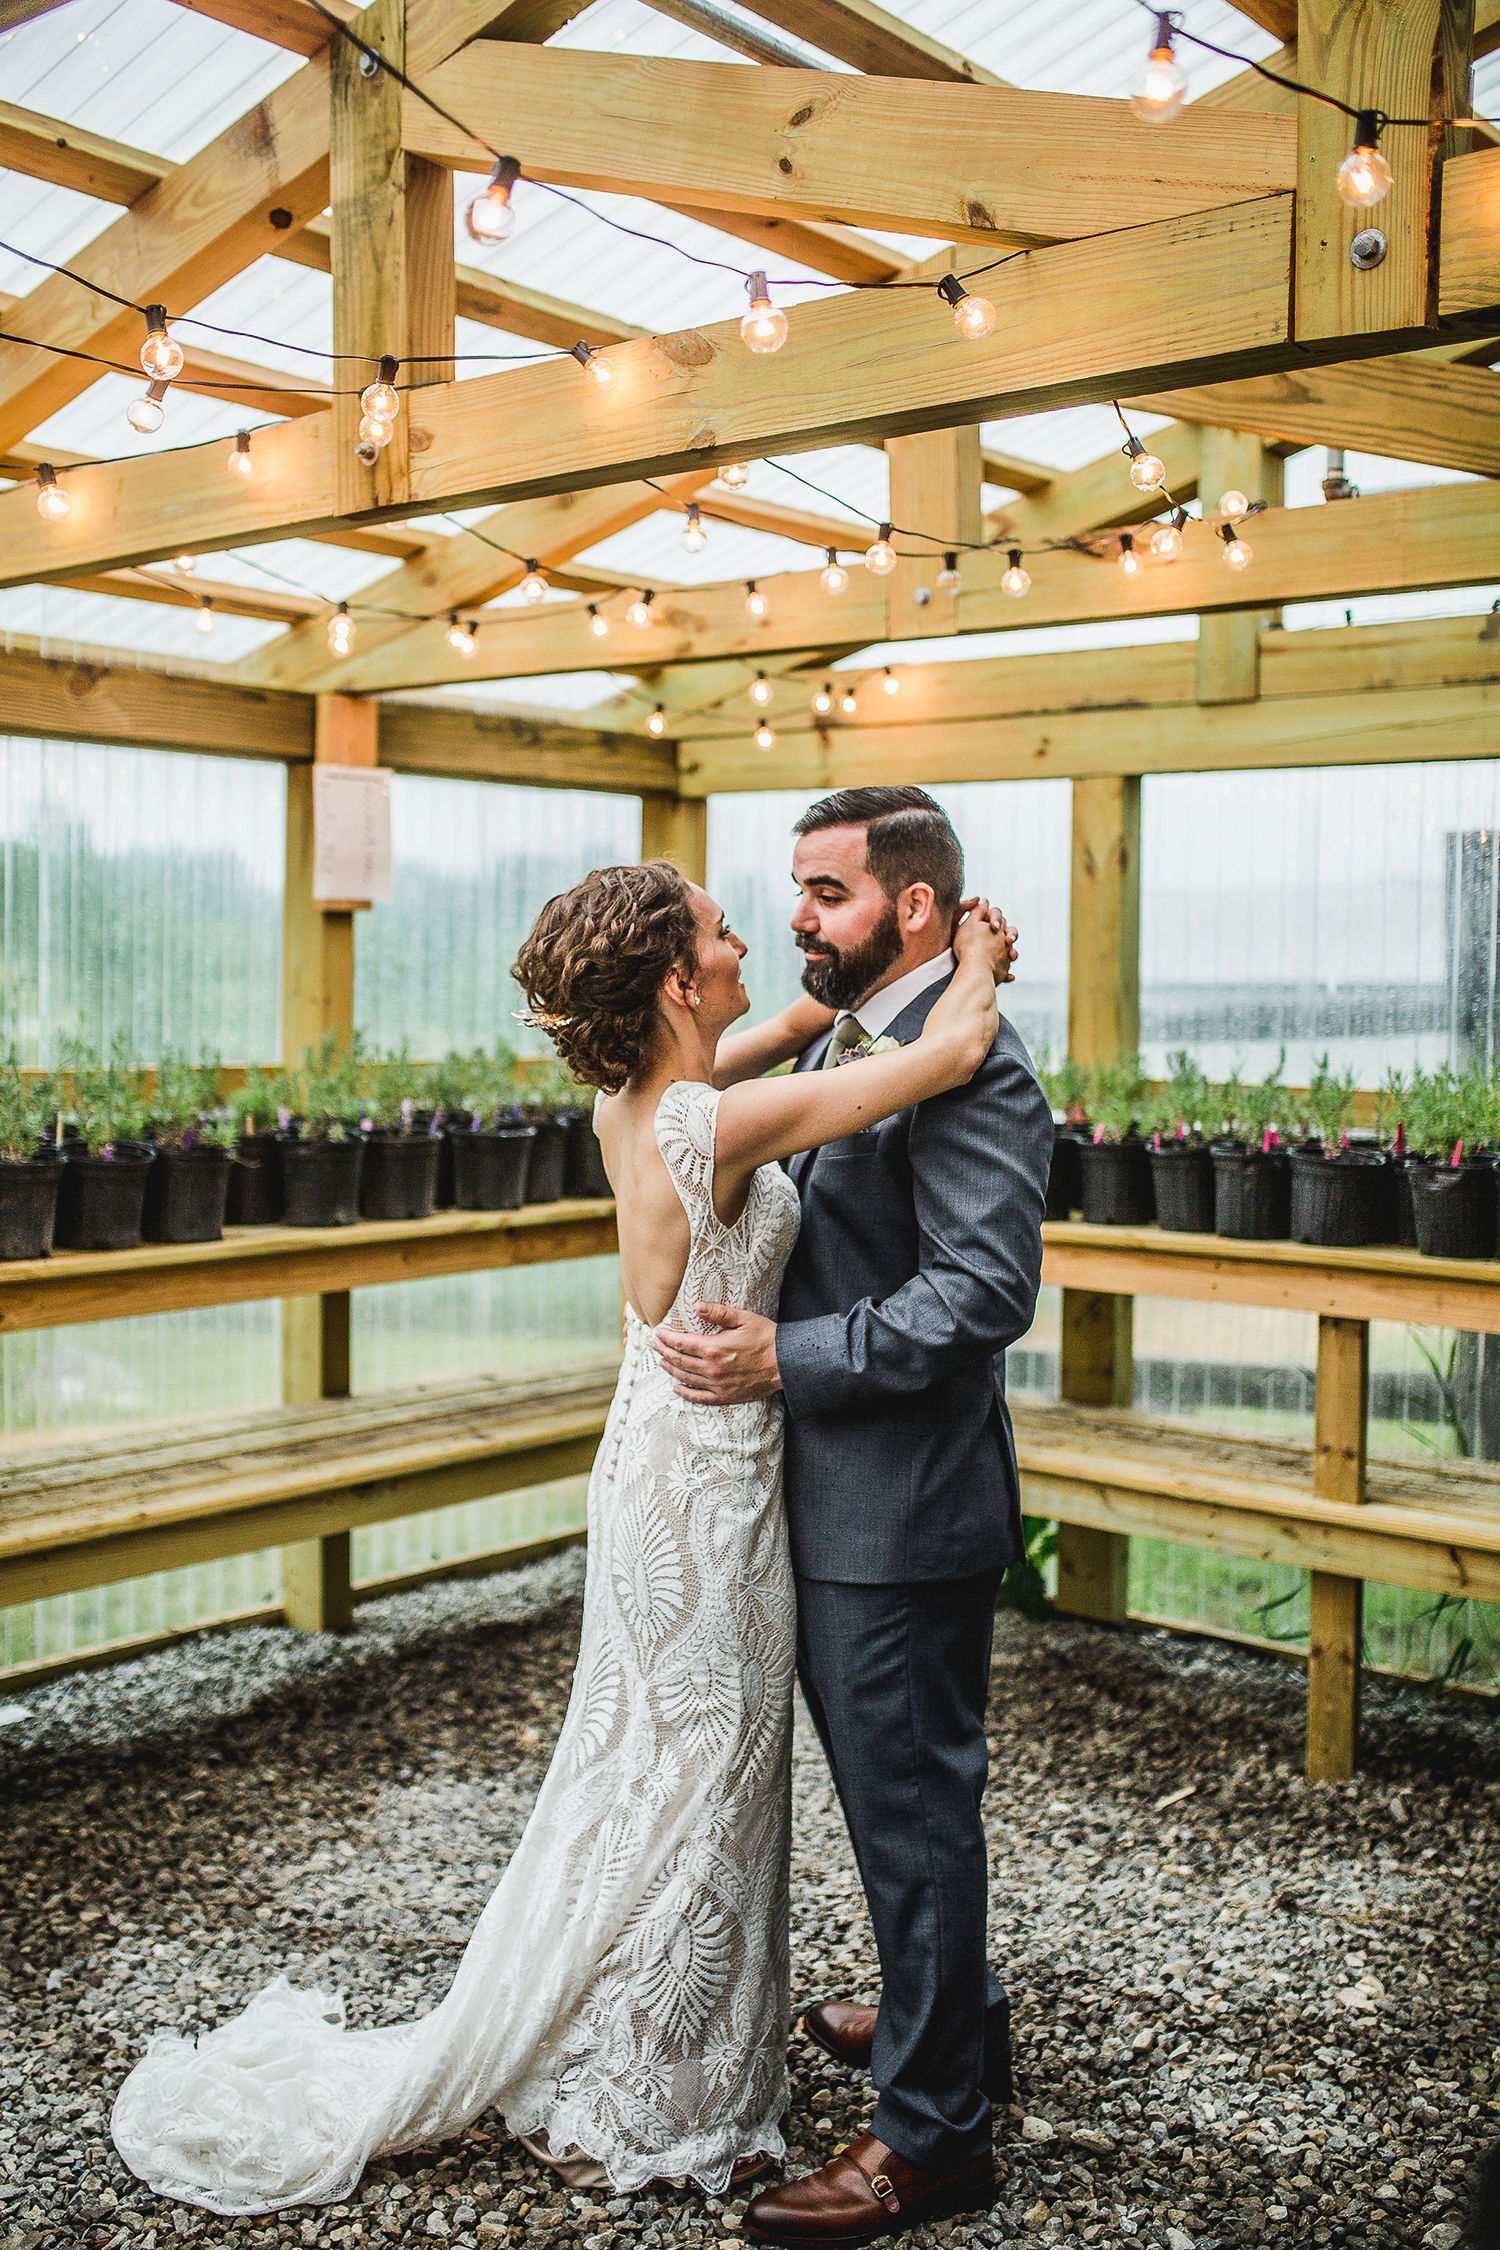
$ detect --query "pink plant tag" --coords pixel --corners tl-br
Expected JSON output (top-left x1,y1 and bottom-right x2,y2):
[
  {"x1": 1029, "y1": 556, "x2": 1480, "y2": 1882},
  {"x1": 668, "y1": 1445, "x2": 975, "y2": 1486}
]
[{"x1": 1452, "y1": 1140, "x2": 1464, "y2": 1167}]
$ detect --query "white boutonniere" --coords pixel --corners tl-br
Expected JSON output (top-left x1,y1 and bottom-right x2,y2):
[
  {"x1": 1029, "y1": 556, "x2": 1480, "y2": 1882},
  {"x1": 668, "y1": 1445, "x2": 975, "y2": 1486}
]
[{"x1": 835, "y1": 1033, "x2": 905, "y2": 1065}]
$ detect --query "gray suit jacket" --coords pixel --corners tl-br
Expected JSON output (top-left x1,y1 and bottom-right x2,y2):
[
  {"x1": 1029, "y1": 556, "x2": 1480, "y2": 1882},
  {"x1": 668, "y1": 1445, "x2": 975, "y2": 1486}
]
[{"x1": 775, "y1": 973, "x2": 1051, "y2": 1584}]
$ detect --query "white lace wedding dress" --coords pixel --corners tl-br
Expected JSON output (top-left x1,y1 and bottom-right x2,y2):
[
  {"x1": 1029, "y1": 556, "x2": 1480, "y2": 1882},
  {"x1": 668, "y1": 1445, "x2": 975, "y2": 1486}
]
[{"x1": 112, "y1": 1082, "x2": 801, "y2": 2214}]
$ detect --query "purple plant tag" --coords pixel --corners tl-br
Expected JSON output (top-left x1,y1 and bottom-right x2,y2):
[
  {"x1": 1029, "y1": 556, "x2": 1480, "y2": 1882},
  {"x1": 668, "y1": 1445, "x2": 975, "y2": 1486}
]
[
  {"x1": 402, "y1": 1097, "x2": 414, "y2": 1130},
  {"x1": 278, "y1": 1106, "x2": 292, "y2": 1132}
]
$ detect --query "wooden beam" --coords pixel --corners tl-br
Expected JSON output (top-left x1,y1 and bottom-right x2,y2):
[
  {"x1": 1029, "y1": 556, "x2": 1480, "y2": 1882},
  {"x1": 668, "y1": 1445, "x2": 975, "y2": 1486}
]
[
  {"x1": 887, "y1": 426, "x2": 982, "y2": 635},
  {"x1": 663, "y1": 206, "x2": 907, "y2": 286},
  {"x1": 0, "y1": 100, "x2": 172, "y2": 204},
  {"x1": 404, "y1": 49, "x2": 1298, "y2": 246},
  {"x1": 1230, "y1": 0, "x2": 1298, "y2": 37},
  {"x1": 711, "y1": 0, "x2": 1004, "y2": 82},
  {"x1": 987, "y1": 422, "x2": 1200, "y2": 547},
  {"x1": 1439, "y1": 147, "x2": 1500, "y2": 318},
  {"x1": 1195, "y1": 431, "x2": 1271, "y2": 706},
  {"x1": 60, "y1": 568, "x2": 324, "y2": 626},
  {"x1": 1130, "y1": 353, "x2": 1500, "y2": 479},
  {"x1": 981, "y1": 448, "x2": 1057, "y2": 497},
  {"x1": 377, "y1": 699, "x2": 675, "y2": 791},
  {"x1": 686, "y1": 491, "x2": 870, "y2": 551},
  {"x1": 1306, "y1": 1314, "x2": 1369, "y2": 1782},
  {"x1": 165, "y1": 0, "x2": 355, "y2": 54},
  {"x1": 0, "y1": 645, "x2": 314, "y2": 763},
  {"x1": 641, "y1": 793, "x2": 708, "y2": 883}
]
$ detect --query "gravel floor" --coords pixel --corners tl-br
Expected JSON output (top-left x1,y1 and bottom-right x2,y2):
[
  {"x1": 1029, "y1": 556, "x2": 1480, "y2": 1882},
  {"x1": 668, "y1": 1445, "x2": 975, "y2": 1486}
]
[{"x1": 2, "y1": 1556, "x2": 1496, "y2": 2250}]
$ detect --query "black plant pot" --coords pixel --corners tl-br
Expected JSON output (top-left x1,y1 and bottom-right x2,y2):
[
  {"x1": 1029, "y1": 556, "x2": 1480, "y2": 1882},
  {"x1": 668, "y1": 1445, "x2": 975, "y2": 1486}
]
[
  {"x1": 433, "y1": 1120, "x2": 460, "y2": 1210},
  {"x1": 1289, "y1": 1148, "x2": 1391, "y2": 1250},
  {"x1": 1149, "y1": 1142, "x2": 1215, "y2": 1233},
  {"x1": 1408, "y1": 1159, "x2": 1497, "y2": 1260},
  {"x1": 1389, "y1": 1154, "x2": 1418, "y2": 1248},
  {"x1": 564, "y1": 1112, "x2": 612, "y2": 1199},
  {"x1": 143, "y1": 1143, "x2": 231, "y2": 1244},
  {"x1": 1045, "y1": 1125, "x2": 1084, "y2": 1220},
  {"x1": 54, "y1": 1144, "x2": 155, "y2": 1252},
  {"x1": 1077, "y1": 1137, "x2": 1154, "y2": 1226},
  {"x1": 526, "y1": 1119, "x2": 568, "y2": 1204},
  {"x1": 0, "y1": 1154, "x2": 61, "y2": 1260},
  {"x1": 1212, "y1": 1145, "x2": 1291, "y2": 1241},
  {"x1": 450, "y1": 1124, "x2": 535, "y2": 1211},
  {"x1": 359, "y1": 1131, "x2": 440, "y2": 1222},
  {"x1": 227, "y1": 1134, "x2": 283, "y2": 1225},
  {"x1": 279, "y1": 1135, "x2": 363, "y2": 1227}
]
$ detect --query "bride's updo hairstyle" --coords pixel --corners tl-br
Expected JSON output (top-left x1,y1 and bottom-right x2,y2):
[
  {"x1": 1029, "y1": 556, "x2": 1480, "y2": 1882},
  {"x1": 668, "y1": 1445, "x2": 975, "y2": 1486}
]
[{"x1": 513, "y1": 859, "x2": 699, "y2": 1094}]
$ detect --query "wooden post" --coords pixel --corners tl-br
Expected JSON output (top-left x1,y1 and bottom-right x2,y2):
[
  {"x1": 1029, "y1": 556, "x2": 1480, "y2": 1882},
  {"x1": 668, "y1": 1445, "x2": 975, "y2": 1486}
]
[
  {"x1": 278, "y1": 695, "x2": 378, "y2": 1632},
  {"x1": 886, "y1": 426, "x2": 983, "y2": 638},
  {"x1": 1196, "y1": 430, "x2": 1271, "y2": 706},
  {"x1": 641, "y1": 793, "x2": 708, "y2": 885},
  {"x1": 1307, "y1": 1313, "x2": 1369, "y2": 1781},
  {"x1": 1055, "y1": 774, "x2": 1141, "y2": 1623},
  {"x1": 1295, "y1": 0, "x2": 1471, "y2": 347}
]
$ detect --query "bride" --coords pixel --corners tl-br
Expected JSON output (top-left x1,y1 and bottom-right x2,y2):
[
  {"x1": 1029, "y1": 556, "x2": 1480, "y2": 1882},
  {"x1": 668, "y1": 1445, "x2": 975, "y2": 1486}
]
[{"x1": 111, "y1": 859, "x2": 1012, "y2": 2216}]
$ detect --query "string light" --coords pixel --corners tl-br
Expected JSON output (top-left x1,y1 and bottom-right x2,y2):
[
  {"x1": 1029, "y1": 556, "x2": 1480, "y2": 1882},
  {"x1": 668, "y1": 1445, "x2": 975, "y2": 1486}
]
[
  {"x1": 840, "y1": 687, "x2": 859, "y2": 716},
  {"x1": 519, "y1": 560, "x2": 548, "y2": 603},
  {"x1": 194, "y1": 594, "x2": 215, "y2": 635},
  {"x1": 812, "y1": 683, "x2": 834, "y2": 715},
  {"x1": 741, "y1": 271, "x2": 788, "y2": 355},
  {"x1": 1129, "y1": 14, "x2": 1188, "y2": 120},
  {"x1": 446, "y1": 613, "x2": 475, "y2": 657},
  {"x1": 935, "y1": 274, "x2": 997, "y2": 339},
  {"x1": 865, "y1": 523, "x2": 897, "y2": 576},
  {"x1": 1220, "y1": 522, "x2": 1253, "y2": 571},
  {"x1": 648, "y1": 705, "x2": 667, "y2": 736},
  {"x1": 140, "y1": 304, "x2": 184, "y2": 380},
  {"x1": 587, "y1": 604, "x2": 610, "y2": 639},
  {"x1": 571, "y1": 340, "x2": 616, "y2": 388},
  {"x1": 172, "y1": 554, "x2": 194, "y2": 574},
  {"x1": 820, "y1": 549, "x2": 849, "y2": 595},
  {"x1": 34, "y1": 463, "x2": 69, "y2": 521},
  {"x1": 754, "y1": 721, "x2": 776, "y2": 750},
  {"x1": 1218, "y1": 489, "x2": 1249, "y2": 521},
  {"x1": 680, "y1": 503, "x2": 708, "y2": 554},
  {"x1": 745, "y1": 580, "x2": 769, "y2": 618},
  {"x1": 936, "y1": 552, "x2": 962, "y2": 594},
  {"x1": 1118, "y1": 531, "x2": 1142, "y2": 577},
  {"x1": 1150, "y1": 507, "x2": 1188, "y2": 561},
  {"x1": 626, "y1": 591, "x2": 656, "y2": 628},
  {"x1": 1001, "y1": 548, "x2": 1030, "y2": 598},
  {"x1": 327, "y1": 600, "x2": 355, "y2": 657},
  {"x1": 355, "y1": 356, "x2": 400, "y2": 465},
  {"x1": 882, "y1": 667, "x2": 900, "y2": 697},
  {"x1": 719, "y1": 462, "x2": 749, "y2": 489},
  {"x1": 465, "y1": 156, "x2": 521, "y2": 244},
  {"x1": 1337, "y1": 112, "x2": 1394, "y2": 207},
  {"x1": 227, "y1": 429, "x2": 255, "y2": 480},
  {"x1": 1123, "y1": 434, "x2": 1165, "y2": 491},
  {"x1": 749, "y1": 671, "x2": 773, "y2": 707},
  {"x1": 126, "y1": 378, "x2": 169, "y2": 434}
]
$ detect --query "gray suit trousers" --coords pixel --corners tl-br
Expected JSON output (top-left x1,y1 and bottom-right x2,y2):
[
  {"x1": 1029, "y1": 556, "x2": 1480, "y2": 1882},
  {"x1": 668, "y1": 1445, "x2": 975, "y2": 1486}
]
[{"x1": 795, "y1": 1568, "x2": 1011, "y2": 2171}]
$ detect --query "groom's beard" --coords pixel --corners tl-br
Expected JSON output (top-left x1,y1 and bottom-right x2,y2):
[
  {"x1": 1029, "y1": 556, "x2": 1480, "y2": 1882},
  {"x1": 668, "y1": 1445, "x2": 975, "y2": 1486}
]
[{"x1": 798, "y1": 901, "x2": 904, "y2": 1011}]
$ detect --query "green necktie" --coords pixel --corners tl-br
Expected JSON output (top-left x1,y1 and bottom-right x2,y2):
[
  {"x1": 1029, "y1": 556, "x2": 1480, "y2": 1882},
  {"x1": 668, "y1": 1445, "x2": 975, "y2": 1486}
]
[{"x1": 822, "y1": 1015, "x2": 869, "y2": 1068}]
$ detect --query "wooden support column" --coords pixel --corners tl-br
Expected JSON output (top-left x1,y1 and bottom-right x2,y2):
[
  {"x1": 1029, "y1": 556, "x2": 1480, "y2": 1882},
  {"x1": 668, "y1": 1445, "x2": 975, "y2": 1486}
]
[
  {"x1": 1196, "y1": 430, "x2": 1274, "y2": 706},
  {"x1": 1306, "y1": 1313, "x2": 1370, "y2": 1781},
  {"x1": 886, "y1": 427, "x2": 983, "y2": 639},
  {"x1": 278, "y1": 693, "x2": 378, "y2": 1632},
  {"x1": 1055, "y1": 775, "x2": 1142, "y2": 1623},
  {"x1": 1295, "y1": 0, "x2": 1471, "y2": 346},
  {"x1": 641, "y1": 792, "x2": 707, "y2": 885}
]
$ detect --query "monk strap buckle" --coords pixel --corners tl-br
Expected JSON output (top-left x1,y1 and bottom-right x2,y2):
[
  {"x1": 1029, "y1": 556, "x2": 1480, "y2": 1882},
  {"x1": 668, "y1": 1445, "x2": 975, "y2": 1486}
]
[{"x1": 869, "y1": 2174, "x2": 899, "y2": 2210}]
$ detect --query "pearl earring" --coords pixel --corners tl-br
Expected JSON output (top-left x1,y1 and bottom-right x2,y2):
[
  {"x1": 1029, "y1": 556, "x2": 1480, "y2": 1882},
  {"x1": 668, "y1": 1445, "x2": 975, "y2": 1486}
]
[{"x1": 688, "y1": 991, "x2": 701, "y2": 1007}]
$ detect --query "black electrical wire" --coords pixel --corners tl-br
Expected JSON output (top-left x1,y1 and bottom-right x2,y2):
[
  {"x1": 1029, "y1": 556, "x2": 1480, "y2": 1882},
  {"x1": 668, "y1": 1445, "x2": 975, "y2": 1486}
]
[{"x1": 1128, "y1": 2, "x2": 1460, "y2": 129}]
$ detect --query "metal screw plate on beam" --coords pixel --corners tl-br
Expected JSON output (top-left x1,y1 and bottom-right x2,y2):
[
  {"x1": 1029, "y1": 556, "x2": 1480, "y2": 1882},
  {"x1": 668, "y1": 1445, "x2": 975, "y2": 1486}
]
[{"x1": 1349, "y1": 229, "x2": 1388, "y2": 270}]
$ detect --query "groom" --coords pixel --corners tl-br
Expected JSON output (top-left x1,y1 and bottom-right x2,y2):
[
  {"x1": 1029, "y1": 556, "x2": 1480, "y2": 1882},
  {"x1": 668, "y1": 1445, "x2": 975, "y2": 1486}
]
[{"x1": 654, "y1": 786, "x2": 1052, "y2": 2244}]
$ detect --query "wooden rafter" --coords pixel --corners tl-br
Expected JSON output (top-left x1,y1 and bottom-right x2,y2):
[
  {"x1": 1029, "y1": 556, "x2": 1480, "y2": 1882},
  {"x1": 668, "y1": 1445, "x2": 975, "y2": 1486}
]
[
  {"x1": 987, "y1": 424, "x2": 1201, "y2": 547},
  {"x1": 715, "y1": 0, "x2": 1004, "y2": 83},
  {"x1": 60, "y1": 568, "x2": 323, "y2": 625},
  {"x1": 1127, "y1": 355, "x2": 1500, "y2": 479}
]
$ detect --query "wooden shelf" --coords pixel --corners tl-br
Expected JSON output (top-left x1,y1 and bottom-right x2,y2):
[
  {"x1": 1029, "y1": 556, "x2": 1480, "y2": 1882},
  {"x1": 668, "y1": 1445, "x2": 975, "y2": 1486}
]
[
  {"x1": 1041, "y1": 1220, "x2": 1500, "y2": 1336},
  {"x1": 0, "y1": 1200, "x2": 618, "y2": 1336}
]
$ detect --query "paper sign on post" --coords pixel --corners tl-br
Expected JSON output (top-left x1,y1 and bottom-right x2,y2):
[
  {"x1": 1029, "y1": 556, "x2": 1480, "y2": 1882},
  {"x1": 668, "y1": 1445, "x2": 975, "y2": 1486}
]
[{"x1": 313, "y1": 764, "x2": 392, "y2": 904}]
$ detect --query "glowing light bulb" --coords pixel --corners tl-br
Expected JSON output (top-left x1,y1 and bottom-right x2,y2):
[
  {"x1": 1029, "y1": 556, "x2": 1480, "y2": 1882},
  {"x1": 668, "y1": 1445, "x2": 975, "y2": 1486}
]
[
  {"x1": 327, "y1": 601, "x2": 355, "y2": 657},
  {"x1": 1337, "y1": 115, "x2": 1393, "y2": 207},
  {"x1": 1118, "y1": 532, "x2": 1142, "y2": 578},
  {"x1": 569, "y1": 340, "x2": 616, "y2": 388},
  {"x1": 1150, "y1": 517, "x2": 1183, "y2": 561},
  {"x1": 1129, "y1": 18, "x2": 1187, "y2": 122},
  {"x1": 1221, "y1": 527, "x2": 1253, "y2": 571},
  {"x1": 754, "y1": 721, "x2": 776, "y2": 751},
  {"x1": 1128, "y1": 447, "x2": 1165, "y2": 492},
  {"x1": 358, "y1": 412, "x2": 393, "y2": 448},
  {"x1": 936, "y1": 552, "x2": 962, "y2": 595},
  {"x1": 359, "y1": 357, "x2": 400, "y2": 424},
  {"x1": 882, "y1": 667, "x2": 900, "y2": 697},
  {"x1": 749, "y1": 672, "x2": 773, "y2": 707},
  {"x1": 865, "y1": 523, "x2": 897, "y2": 576},
  {"x1": 626, "y1": 592, "x2": 655, "y2": 628},
  {"x1": 812, "y1": 684, "x2": 834, "y2": 715},
  {"x1": 1001, "y1": 547, "x2": 1030, "y2": 599},
  {"x1": 740, "y1": 270, "x2": 787, "y2": 355},
  {"x1": 680, "y1": 504, "x2": 708, "y2": 554},
  {"x1": 173, "y1": 554, "x2": 195, "y2": 575},
  {"x1": 226, "y1": 430, "x2": 255, "y2": 480},
  {"x1": 588, "y1": 604, "x2": 610, "y2": 639},
  {"x1": 35, "y1": 465, "x2": 70, "y2": 521},
  {"x1": 719, "y1": 462, "x2": 749, "y2": 489},
  {"x1": 194, "y1": 595, "x2": 215, "y2": 635},
  {"x1": 127, "y1": 381, "x2": 167, "y2": 434},
  {"x1": 140, "y1": 306, "x2": 184, "y2": 381},
  {"x1": 936, "y1": 275, "x2": 996, "y2": 338},
  {"x1": 840, "y1": 689, "x2": 858, "y2": 716},
  {"x1": 519, "y1": 561, "x2": 548, "y2": 604},
  {"x1": 465, "y1": 157, "x2": 520, "y2": 243},
  {"x1": 447, "y1": 614, "x2": 475, "y2": 657},
  {"x1": 1218, "y1": 489, "x2": 1249, "y2": 522},
  {"x1": 648, "y1": 706, "x2": 667, "y2": 737},
  {"x1": 744, "y1": 580, "x2": 768, "y2": 619},
  {"x1": 820, "y1": 548, "x2": 848, "y2": 596}
]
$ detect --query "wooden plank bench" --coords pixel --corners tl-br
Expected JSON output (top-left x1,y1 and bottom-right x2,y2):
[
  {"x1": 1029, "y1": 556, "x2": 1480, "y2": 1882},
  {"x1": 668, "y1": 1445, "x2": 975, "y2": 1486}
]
[{"x1": 0, "y1": 1356, "x2": 620, "y2": 1679}]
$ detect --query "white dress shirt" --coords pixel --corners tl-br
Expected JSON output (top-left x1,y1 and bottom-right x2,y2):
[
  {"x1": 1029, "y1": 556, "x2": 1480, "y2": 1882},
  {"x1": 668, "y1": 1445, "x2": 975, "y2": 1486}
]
[{"x1": 836, "y1": 946, "x2": 955, "y2": 1043}]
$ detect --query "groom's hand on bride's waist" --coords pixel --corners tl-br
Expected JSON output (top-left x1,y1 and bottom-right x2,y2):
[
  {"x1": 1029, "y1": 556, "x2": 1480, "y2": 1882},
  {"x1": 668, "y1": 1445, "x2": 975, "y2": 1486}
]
[{"x1": 652, "y1": 1305, "x2": 783, "y2": 1403}]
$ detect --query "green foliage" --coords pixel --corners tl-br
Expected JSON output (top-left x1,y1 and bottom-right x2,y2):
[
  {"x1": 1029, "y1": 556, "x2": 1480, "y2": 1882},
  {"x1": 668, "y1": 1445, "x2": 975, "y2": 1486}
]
[
  {"x1": 288, "y1": 1031, "x2": 364, "y2": 1142},
  {"x1": 996, "y1": 1516, "x2": 1058, "y2": 1620},
  {"x1": 0, "y1": 1052, "x2": 55, "y2": 1162},
  {"x1": 1238, "y1": 1049, "x2": 1290, "y2": 1147},
  {"x1": 1206, "y1": 1066, "x2": 1244, "y2": 1143},
  {"x1": 152, "y1": 1050, "x2": 223, "y2": 1149},
  {"x1": 229, "y1": 1064, "x2": 284, "y2": 1139},
  {"x1": 1151, "y1": 1049, "x2": 1211, "y2": 1139},
  {"x1": 1032, "y1": 1048, "x2": 1088, "y2": 1118},
  {"x1": 1400, "y1": 1062, "x2": 1480, "y2": 1162},
  {"x1": 362, "y1": 1045, "x2": 423, "y2": 1132},
  {"x1": 65, "y1": 1035, "x2": 149, "y2": 1156},
  {"x1": 1303, "y1": 1050, "x2": 1356, "y2": 1147},
  {"x1": 1083, "y1": 1053, "x2": 1148, "y2": 1144},
  {"x1": 1373, "y1": 1066, "x2": 1407, "y2": 1147},
  {"x1": 520, "y1": 1056, "x2": 586, "y2": 1121}
]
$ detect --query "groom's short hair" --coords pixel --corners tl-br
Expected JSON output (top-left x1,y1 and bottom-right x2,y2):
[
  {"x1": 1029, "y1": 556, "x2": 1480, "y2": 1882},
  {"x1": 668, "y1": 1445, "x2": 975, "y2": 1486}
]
[{"x1": 794, "y1": 786, "x2": 963, "y2": 913}]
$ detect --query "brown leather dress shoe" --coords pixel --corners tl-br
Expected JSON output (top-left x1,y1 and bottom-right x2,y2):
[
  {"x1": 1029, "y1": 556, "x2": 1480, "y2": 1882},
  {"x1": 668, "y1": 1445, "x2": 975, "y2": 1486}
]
[
  {"x1": 742, "y1": 2132, "x2": 994, "y2": 2247},
  {"x1": 802, "y1": 1998, "x2": 877, "y2": 2070}
]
